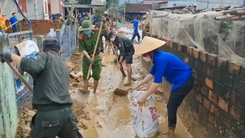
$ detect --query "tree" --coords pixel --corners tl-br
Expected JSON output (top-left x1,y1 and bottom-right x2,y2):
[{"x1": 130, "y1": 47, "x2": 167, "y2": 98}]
[
  {"x1": 106, "y1": 0, "x2": 119, "y2": 9},
  {"x1": 78, "y1": 0, "x2": 92, "y2": 4},
  {"x1": 94, "y1": 7, "x2": 106, "y2": 19}
]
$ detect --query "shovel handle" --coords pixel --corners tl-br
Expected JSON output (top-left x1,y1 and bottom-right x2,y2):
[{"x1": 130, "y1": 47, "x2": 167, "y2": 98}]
[
  {"x1": 6, "y1": 61, "x2": 34, "y2": 94},
  {"x1": 86, "y1": 22, "x2": 104, "y2": 80}
]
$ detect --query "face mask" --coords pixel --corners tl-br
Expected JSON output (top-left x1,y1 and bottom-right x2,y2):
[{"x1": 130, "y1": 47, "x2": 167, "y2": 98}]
[
  {"x1": 110, "y1": 37, "x2": 115, "y2": 41},
  {"x1": 84, "y1": 30, "x2": 92, "y2": 36},
  {"x1": 142, "y1": 53, "x2": 152, "y2": 62}
]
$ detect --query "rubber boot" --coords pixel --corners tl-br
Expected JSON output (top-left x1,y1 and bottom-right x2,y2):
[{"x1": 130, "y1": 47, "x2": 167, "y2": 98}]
[{"x1": 124, "y1": 76, "x2": 131, "y2": 86}]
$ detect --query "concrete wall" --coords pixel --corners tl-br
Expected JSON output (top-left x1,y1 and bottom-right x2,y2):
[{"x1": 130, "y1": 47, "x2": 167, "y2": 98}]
[
  {"x1": 0, "y1": 0, "x2": 44, "y2": 19},
  {"x1": 26, "y1": 0, "x2": 45, "y2": 19},
  {"x1": 50, "y1": 0, "x2": 63, "y2": 14},
  {"x1": 142, "y1": 31, "x2": 245, "y2": 138},
  {"x1": 0, "y1": 0, "x2": 45, "y2": 20},
  {"x1": 0, "y1": 37, "x2": 18, "y2": 138}
]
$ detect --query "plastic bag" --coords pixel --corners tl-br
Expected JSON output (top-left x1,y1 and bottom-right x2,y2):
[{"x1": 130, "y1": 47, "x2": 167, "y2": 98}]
[
  {"x1": 48, "y1": 28, "x2": 56, "y2": 37},
  {"x1": 46, "y1": 28, "x2": 57, "y2": 40},
  {"x1": 128, "y1": 91, "x2": 159, "y2": 138}
]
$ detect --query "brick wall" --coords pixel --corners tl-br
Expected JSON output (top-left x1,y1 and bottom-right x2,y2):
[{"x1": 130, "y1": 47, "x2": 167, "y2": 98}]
[
  {"x1": 142, "y1": 31, "x2": 245, "y2": 138},
  {"x1": 5, "y1": 20, "x2": 62, "y2": 35}
]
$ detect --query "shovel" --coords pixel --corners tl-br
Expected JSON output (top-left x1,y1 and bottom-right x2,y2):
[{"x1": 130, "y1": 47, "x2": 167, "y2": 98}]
[
  {"x1": 72, "y1": 89, "x2": 90, "y2": 103},
  {"x1": 5, "y1": 61, "x2": 33, "y2": 94}
]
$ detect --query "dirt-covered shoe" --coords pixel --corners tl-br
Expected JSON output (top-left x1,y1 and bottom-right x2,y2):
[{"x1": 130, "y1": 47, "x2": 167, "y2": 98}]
[
  {"x1": 167, "y1": 129, "x2": 174, "y2": 138},
  {"x1": 161, "y1": 129, "x2": 175, "y2": 138}
]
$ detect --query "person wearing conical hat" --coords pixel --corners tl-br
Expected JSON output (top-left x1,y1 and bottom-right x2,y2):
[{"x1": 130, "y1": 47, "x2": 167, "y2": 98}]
[
  {"x1": 129, "y1": 36, "x2": 194, "y2": 138},
  {"x1": 78, "y1": 20, "x2": 107, "y2": 94}
]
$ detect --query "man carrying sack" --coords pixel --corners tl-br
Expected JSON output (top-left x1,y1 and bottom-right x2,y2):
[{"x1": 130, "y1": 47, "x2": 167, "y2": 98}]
[
  {"x1": 0, "y1": 38, "x2": 83, "y2": 137},
  {"x1": 107, "y1": 31, "x2": 135, "y2": 85},
  {"x1": 78, "y1": 20, "x2": 107, "y2": 94},
  {"x1": 129, "y1": 36, "x2": 194, "y2": 138}
]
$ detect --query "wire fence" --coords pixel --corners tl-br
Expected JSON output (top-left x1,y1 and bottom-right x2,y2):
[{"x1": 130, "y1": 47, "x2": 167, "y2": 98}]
[{"x1": 7, "y1": 30, "x2": 35, "y2": 115}]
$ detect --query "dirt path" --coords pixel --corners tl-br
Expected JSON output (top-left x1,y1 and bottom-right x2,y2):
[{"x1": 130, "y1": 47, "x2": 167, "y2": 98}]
[
  {"x1": 15, "y1": 52, "x2": 193, "y2": 138},
  {"x1": 69, "y1": 52, "x2": 193, "y2": 138}
]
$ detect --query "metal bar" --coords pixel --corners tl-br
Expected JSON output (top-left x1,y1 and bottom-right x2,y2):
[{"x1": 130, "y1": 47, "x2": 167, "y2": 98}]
[{"x1": 8, "y1": 30, "x2": 33, "y2": 37}]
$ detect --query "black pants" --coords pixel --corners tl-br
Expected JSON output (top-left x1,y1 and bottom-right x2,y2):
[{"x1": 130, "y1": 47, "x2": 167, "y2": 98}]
[
  {"x1": 167, "y1": 76, "x2": 194, "y2": 129},
  {"x1": 30, "y1": 107, "x2": 83, "y2": 138},
  {"x1": 12, "y1": 27, "x2": 17, "y2": 32},
  {"x1": 131, "y1": 33, "x2": 140, "y2": 41}
]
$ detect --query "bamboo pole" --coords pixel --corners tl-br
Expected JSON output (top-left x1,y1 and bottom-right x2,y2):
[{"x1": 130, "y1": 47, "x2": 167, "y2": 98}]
[{"x1": 86, "y1": 22, "x2": 103, "y2": 80}]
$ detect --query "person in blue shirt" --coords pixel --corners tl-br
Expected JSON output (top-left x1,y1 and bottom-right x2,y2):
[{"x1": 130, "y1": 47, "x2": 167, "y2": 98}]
[
  {"x1": 131, "y1": 18, "x2": 140, "y2": 42},
  {"x1": 93, "y1": 15, "x2": 98, "y2": 25},
  {"x1": 9, "y1": 12, "x2": 18, "y2": 32},
  {"x1": 51, "y1": 13, "x2": 56, "y2": 20},
  {"x1": 129, "y1": 36, "x2": 194, "y2": 138}
]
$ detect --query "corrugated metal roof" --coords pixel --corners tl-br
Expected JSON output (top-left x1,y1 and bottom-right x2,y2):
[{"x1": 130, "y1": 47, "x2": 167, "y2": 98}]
[{"x1": 91, "y1": 0, "x2": 106, "y2": 6}]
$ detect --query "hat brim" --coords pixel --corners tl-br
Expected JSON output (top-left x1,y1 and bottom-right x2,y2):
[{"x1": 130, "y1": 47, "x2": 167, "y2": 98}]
[
  {"x1": 78, "y1": 25, "x2": 95, "y2": 32},
  {"x1": 134, "y1": 36, "x2": 166, "y2": 55}
]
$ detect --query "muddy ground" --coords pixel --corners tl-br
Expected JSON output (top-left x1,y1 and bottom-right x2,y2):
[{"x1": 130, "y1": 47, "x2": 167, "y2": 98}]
[
  {"x1": 15, "y1": 26, "x2": 193, "y2": 138},
  {"x1": 15, "y1": 49, "x2": 193, "y2": 138}
]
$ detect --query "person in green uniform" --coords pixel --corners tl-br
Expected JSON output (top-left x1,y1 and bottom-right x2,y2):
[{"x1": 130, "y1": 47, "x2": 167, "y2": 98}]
[
  {"x1": 0, "y1": 39, "x2": 83, "y2": 137},
  {"x1": 78, "y1": 20, "x2": 107, "y2": 94}
]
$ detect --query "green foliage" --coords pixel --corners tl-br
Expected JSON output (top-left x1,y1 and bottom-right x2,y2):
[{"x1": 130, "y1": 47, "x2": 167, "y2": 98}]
[
  {"x1": 94, "y1": 7, "x2": 106, "y2": 19},
  {"x1": 106, "y1": 0, "x2": 119, "y2": 9},
  {"x1": 77, "y1": 0, "x2": 92, "y2": 4}
]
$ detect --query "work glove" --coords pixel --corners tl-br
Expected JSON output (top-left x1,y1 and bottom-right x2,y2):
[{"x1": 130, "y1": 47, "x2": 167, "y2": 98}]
[
  {"x1": 88, "y1": 57, "x2": 94, "y2": 64},
  {"x1": 0, "y1": 51, "x2": 12, "y2": 63}
]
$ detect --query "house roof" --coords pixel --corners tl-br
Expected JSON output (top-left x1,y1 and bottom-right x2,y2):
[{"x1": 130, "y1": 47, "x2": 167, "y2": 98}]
[
  {"x1": 125, "y1": 3, "x2": 153, "y2": 13},
  {"x1": 155, "y1": 5, "x2": 186, "y2": 10},
  {"x1": 91, "y1": 0, "x2": 106, "y2": 6},
  {"x1": 143, "y1": 0, "x2": 168, "y2": 4}
]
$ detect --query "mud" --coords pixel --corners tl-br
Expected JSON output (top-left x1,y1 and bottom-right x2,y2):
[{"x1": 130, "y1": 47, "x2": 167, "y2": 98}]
[{"x1": 16, "y1": 27, "x2": 193, "y2": 138}]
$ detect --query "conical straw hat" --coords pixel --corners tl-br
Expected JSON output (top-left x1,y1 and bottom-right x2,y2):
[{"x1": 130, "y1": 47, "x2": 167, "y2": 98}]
[{"x1": 135, "y1": 36, "x2": 166, "y2": 55}]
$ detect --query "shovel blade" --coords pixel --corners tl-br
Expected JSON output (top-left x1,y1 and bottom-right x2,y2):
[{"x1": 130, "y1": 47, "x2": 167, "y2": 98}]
[
  {"x1": 114, "y1": 88, "x2": 128, "y2": 96},
  {"x1": 73, "y1": 91, "x2": 89, "y2": 103}
]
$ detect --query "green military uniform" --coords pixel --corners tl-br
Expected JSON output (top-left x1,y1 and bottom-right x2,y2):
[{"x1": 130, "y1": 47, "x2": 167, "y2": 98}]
[
  {"x1": 20, "y1": 40, "x2": 82, "y2": 138},
  {"x1": 78, "y1": 21, "x2": 107, "y2": 80}
]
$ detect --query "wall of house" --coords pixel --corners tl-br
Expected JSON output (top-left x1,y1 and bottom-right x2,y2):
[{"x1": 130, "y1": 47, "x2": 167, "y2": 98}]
[
  {"x1": 142, "y1": 31, "x2": 245, "y2": 138},
  {"x1": 0, "y1": 0, "x2": 45, "y2": 19},
  {"x1": 26, "y1": 0, "x2": 45, "y2": 19},
  {"x1": 50, "y1": 0, "x2": 60, "y2": 14}
]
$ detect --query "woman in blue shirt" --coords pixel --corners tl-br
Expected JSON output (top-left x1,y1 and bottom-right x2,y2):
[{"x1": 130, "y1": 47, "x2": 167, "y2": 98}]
[{"x1": 130, "y1": 36, "x2": 194, "y2": 138}]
